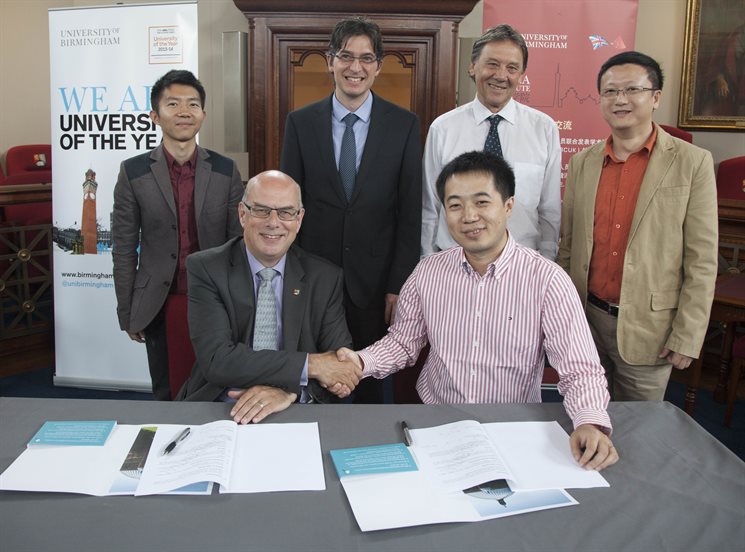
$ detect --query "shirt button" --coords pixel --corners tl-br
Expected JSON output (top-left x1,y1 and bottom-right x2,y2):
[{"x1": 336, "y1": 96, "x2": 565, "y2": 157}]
[
  {"x1": 612, "y1": 251, "x2": 618, "y2": 256},
  {"x1": 615, "y1": 224, "x2": 621, "y2": 229},
  {"x1": 619, "y1": 195, "x2": 625, "y2": 200}
]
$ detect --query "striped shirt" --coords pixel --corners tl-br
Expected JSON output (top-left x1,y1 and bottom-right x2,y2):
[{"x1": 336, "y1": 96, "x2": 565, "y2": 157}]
[{"x1": 358, "y1": 236, "x2": 611, "y2": 431}]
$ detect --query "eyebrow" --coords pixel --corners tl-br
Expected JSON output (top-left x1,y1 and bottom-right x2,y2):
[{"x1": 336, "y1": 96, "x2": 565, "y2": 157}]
[{"x1": 446, "y1": 191, "x2": 493, "y2": 202}]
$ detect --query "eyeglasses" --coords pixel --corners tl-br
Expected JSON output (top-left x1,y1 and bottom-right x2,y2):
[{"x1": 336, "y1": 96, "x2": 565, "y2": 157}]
[
  {"x1": 333, "y1": 52, "x2": 380, "y2": 65},
  {"x1": 599, "y1": 86, "x2": 657, "y2": 99},
  {"x1": 242, "y1": 202, "x2": 301, "y2": 221}
]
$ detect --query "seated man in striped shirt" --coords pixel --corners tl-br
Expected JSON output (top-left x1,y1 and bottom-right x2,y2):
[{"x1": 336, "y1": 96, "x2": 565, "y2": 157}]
[{"x1": 338, "y1": 151, "x2": 618, "y2": 471}]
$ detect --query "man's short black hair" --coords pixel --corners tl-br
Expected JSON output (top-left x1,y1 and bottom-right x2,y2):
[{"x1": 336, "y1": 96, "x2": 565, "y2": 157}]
[
  {"x1": 597, "y1": 51, "x2": 664, "y2": 92},
  {"x1": 150, "y1": 70, "x2": 206, "y2": 113},
  {"x1": 436, "y1": 151, "x2": 516, "y2": 205},
  {"x1": 327, "y1": 16, "x2": 384, "y2": 60}
]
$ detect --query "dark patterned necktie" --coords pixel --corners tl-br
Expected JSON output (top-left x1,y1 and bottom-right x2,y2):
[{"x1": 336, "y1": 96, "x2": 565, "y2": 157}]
[
  {"x1": 484, "y1": 114, "x2": 504, "y2": 158},
  {"x1": 339, "y1": 113, "x2": 359, "y2": 200}
]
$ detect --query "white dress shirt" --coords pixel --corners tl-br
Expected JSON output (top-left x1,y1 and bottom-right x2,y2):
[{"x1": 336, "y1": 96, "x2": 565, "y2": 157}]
[{"x1": 422, "y1": 97, "x2": 561, "y2": 259}]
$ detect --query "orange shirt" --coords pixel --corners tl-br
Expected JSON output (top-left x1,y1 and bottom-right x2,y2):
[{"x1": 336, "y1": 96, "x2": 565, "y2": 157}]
[{"x1": 588, "y1": 125, "x2": 657, "y2": 303}]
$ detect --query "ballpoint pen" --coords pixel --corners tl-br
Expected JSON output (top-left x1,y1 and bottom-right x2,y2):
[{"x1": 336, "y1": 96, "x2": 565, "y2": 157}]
[
  {"x1": 162, "y1": 427, "x2": 191, "y2": 455},
  {"x1": 401, "y1": 421, "x2": 413, "y2": 446}
]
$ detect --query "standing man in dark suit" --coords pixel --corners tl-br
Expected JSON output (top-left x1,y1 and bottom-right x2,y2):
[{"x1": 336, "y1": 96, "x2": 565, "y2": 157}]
[
  {"x1": 178, "y1": 170, "x2": 361, "y2": 424},
  {"x1": 280, "y1": 17, "x2": 422, "y2": 403},
  {"x1": 113, "y1": 70, "x2": 243, "y2": 400}
]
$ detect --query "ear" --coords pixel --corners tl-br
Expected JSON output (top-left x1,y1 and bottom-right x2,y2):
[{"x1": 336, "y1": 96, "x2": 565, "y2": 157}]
[
  {"x1": 150, "y1": 110, "x2": 160, "y2": 126},
  {"x1": 238, "y1": 201, "x2": 247, "y2": 227},
  {"x1": 504, "y1": 196, "x2": 515, "y2": 217}
]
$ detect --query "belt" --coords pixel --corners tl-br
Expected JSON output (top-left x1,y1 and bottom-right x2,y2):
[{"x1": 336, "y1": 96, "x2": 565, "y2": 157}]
[{"x1": 587, "y1": 293, "x2": 619, "y2": 317}]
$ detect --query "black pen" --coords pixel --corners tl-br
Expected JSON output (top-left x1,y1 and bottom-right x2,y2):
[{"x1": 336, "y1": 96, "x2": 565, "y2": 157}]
[
  {"x1": 162, "y1": 427, "x2": 191, "y2": 455},
  {"x1": 401, "y1": 421, "x2": 413, "y2": 446}
]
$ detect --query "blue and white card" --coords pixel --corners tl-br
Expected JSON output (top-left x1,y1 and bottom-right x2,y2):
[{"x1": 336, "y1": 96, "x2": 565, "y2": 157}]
[
  {"x1": 27, "y1": 421, "x2": 117, "y2": 446},
  {"x1": 330, "y1": 443, "x2": 418, "y2": 478}
]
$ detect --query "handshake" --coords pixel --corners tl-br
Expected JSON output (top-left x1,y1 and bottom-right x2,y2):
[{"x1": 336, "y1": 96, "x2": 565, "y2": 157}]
[{"x1": 308, "y1": 347, "x2": 363, "y2": 398}]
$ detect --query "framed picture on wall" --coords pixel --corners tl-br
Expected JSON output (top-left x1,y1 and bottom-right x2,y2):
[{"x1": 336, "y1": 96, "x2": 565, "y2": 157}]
[{"x1": 678, "y1": 0, "x2": 745, "y2": 130}]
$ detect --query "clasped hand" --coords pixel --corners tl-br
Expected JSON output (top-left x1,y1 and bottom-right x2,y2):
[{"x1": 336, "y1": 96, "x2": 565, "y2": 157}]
[{"x1": 307, "y1": 349, "x2": 363, "y2": 398}]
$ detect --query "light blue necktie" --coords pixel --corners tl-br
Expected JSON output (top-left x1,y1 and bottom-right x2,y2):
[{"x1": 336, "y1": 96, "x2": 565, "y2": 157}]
[
  {"x1": 339, "y1": 113, "x2": 359, "y2": 200},
  {"x1": 484, "y1": 115, "x2": 504, "y2": 158},
  {"x1": 253, "y1": 268, "x2": 278, "y2": 350}
]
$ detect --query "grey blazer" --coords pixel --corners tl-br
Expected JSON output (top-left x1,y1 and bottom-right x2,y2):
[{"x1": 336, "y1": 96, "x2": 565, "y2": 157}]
[
  {"x1": 112, "y1": 144, "x2": 243, "y2": 333},
  {"x1": 177, "y1": 238, "x2": 353, "y2": 402}
]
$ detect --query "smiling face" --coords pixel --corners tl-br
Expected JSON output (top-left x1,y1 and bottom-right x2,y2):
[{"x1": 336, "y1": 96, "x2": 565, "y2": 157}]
[
  {"x1": 239, "y1": 171, "x2": 304, "y2": 268},
  {"x1": 149, "y1": 84, "x2": 205, "y2": 147},
  {"x1": 444, "y1": 171, "x2": 514, "y2": 270},
  {"x1": 328, "y1": 34, "x2": 381, "y2": 110},
  {"x1": 470, "y1": 40, "x2": 524, "y2": 113},
  {"x1": 599, "y1": 63, "x2": 661, "y2": 136}
]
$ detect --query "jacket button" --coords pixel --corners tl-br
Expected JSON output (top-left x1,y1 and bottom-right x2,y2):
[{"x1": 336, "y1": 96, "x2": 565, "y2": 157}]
[
  {"x1": 171, "y1": 224, "x2": 177, "y2": 230},
  {"x1": 171, "y1": 253, "x2": 177, "y2": 259},
  {"x1": 163, "y1": 281, "x2": 170, "y2": 286}
]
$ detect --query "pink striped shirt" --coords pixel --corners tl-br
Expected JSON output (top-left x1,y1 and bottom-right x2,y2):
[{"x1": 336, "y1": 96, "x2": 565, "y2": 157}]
[{"x1": 358, "y1": 236, "x2": 611, "y2": 432}]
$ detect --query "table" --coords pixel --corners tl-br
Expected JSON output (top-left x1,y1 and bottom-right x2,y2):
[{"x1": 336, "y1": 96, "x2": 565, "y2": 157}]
[
  {"x1": 686, "y1": 273, "x2": 745, "y2": 417},
  {"x1": 1, "y1": 398, "x2": 743, "y2": 552}
]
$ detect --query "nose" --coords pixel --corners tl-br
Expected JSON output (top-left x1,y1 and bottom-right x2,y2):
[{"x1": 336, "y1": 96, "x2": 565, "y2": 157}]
[
  {"x1": 348, "y1": 57, "x2": 363, "y2": 70},
  {"x1": 462, "y1": 203, "x2": 479, "y2": 222},
  {"x1": 614, "y1": 91, "x2": 629, "y2": 104}
]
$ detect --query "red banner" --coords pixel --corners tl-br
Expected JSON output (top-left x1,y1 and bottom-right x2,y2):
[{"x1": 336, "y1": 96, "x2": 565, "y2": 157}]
[{"x1": 483, "y1": 0, "x2": 639, "y2": 187}]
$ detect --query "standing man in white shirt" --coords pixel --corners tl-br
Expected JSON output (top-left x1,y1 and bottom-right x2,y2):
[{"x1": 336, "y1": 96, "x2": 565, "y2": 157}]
[{"x1": 421, "y1": 24, "x2": 561, "y2": 260}]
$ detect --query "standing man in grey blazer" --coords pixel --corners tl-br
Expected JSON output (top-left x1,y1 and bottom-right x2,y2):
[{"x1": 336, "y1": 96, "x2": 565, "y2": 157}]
[
  {"x1": 281, "y1": 17, "x2": 422, "y2": 403},
  {"x1": 113, "y1": 70, "x2": 244, "y2": 400}
]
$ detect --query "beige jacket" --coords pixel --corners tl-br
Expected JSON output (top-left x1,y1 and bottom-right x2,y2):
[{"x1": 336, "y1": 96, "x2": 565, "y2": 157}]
[{"x1": 557, "y1": 126, "x2": 718, "y2": 364}]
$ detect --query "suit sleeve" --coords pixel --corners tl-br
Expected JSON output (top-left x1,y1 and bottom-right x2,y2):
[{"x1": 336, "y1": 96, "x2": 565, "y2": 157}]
[
  {"x1": 387, "y1": 114, "x2": 422, "y2": 295},
  {"x1": 280, "y1": 114, "x2": 304, "y2": 185},
  {"x1": 227, "y1": 162, "x2": 244, "y2": 239},
  {"x1": 538, "y1": 121, "x2": 562, "y2": 260},
  {"x1": 187, "y1": 253, "x2": 306, "y2": 394},
  {"x1": 556, "y1": 155, "x2": 578, "y2": 273},
  {"x1": 664, "y1": 150, "x2": 718, "y2": 358},
  {"x1": 111, "y1": 162, "x2": 140, "y2": 331},
  {"x1": 317, "y1": 267, "x2": 353, "y2": 351}
]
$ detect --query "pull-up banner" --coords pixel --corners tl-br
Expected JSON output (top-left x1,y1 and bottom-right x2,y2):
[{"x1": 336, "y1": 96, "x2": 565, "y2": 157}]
[
  {"x1": 483, "y1": 0, "x2": 639, "y2": 186},
  {"x1": 49, "y1": 2, "x2": 198, "y2": 391}
]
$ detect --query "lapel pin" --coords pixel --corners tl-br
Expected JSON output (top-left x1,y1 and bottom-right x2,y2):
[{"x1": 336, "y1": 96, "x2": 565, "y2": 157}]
[{"x1": 292, "y1": 289, "x2": 300, "y2": 296}]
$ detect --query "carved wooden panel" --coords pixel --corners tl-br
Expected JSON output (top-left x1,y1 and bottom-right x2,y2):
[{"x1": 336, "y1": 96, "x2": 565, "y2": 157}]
[{"x1": 234, "y1": 0, "x2": 478, "y2": 175}]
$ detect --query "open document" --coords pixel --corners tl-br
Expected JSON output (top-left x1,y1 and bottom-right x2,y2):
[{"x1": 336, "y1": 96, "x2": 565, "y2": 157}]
[
  {"x1": 331, "y1": 420, "x2": 608, "y2": 531},
  {"x1": 0, "y1": 421, "x2": 324, "y2": 496}
]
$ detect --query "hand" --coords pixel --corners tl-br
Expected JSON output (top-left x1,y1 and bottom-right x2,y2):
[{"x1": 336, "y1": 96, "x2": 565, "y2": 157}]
[
  {"x1": 127, "y1": 331, "x2": 145, "y2": 343},
  {"x1": 328, "y1": 348, "x2": 364, "y2": 396},
  {"x1": 228, "y1": 385, "x2": 297, "y2": 424},
  {"x1": 384, "y1": 293, "x2": 399, "y2": 325},
  {"x1": 713, "y1": 74, "x2": 730, "y2": 98},
  {"x1": 308, "y1": 351, "x2": 362, "y2": 398},
  {"x1": 570, "y1": 424, "x2": 618, "y2": 471},
  {"x1": 659, "y1": 348, "x2": 693, "y2": 370}
]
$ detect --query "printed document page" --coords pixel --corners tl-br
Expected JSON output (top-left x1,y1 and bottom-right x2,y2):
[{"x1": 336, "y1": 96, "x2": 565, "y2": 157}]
[
  {"x1": 222, "y1": 422, "x2": 325, "y2": 493},
  {"x1": 135, "y1": 421, "x2": 236, "y2": 496}
]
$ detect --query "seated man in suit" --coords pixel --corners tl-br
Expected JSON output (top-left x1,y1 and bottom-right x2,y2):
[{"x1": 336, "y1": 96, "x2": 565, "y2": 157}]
[
  {"x1": 178, "y1": 170, "x2": 362, "y2": 423},
  {"x1": 338, "y1": 151, "x2": 617, "y2": 471}
]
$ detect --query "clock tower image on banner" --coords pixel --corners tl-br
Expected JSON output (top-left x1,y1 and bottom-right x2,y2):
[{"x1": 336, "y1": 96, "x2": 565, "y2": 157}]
[{"x1": 81, "y1": 168, "x2": 98, "y2": 254}]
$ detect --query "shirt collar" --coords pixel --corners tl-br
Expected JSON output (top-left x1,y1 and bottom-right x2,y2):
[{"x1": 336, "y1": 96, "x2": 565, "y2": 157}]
[
  {"x1": 332, "y1": 92, "x2": 373, "y2": 124},
  {"x1": 603, "y1": 123, "x2": 658, "y2": 165},
  {"x1": 162, "y1": 145, "x2": 198, "y2": 170},
  {"x1": 458, "y1": 232, "x2": 516, "y2": 278},
  {"x1": 245, "y1": 246, "x2": 287, "y2": 280},
  {"x1": 471, "y1": 96, "x2": 516, "y2": 126}
]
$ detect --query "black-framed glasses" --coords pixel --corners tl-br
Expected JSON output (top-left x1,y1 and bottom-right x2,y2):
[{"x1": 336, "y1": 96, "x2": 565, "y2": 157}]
[
  {"x1": 599, "y1": 86, "x2": 657, "y2": 99},
  {"x1": 241, "y1": 201, "x2": 301, "y2": 221},
  {"x1": 333, "y1": 52, "x2": 380, "y2": 65}
]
